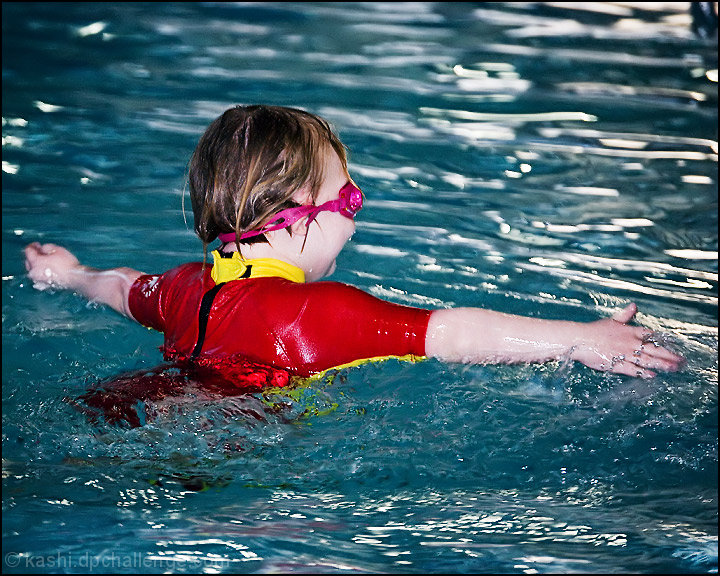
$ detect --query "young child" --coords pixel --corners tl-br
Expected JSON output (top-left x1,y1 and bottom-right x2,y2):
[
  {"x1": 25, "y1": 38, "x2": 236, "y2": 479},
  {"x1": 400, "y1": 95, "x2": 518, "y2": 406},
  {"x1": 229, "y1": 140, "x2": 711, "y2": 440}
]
[{"x1": 24, "y1": 104, "x2": 684, "y2": 385}]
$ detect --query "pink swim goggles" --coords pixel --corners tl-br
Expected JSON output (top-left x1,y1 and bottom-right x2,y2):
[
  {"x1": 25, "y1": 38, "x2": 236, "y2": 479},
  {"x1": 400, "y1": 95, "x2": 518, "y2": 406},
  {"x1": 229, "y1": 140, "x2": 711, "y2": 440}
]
[{"x1": 218, "y1": 181, "x2": 363, "y2": 243}]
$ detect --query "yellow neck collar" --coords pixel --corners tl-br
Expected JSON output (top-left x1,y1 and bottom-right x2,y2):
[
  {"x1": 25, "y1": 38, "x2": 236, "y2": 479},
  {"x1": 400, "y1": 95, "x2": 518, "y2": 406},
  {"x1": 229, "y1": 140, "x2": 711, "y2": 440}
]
[{"x1": 210, "y1": 250, "x2": 305, "y2": 284}]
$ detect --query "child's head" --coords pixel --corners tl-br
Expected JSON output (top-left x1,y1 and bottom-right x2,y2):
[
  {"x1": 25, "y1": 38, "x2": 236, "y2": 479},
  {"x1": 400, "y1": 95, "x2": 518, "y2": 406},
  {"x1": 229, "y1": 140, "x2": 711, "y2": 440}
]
[{"x1": 189, "y1": 105, "x2": 348, "y2": 248}]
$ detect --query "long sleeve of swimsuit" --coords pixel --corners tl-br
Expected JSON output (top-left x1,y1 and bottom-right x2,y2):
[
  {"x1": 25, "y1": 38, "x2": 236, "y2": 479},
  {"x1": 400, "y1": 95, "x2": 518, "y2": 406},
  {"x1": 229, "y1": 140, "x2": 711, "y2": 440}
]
[{"x1": 128, "y1": 263, "x2": 432, "y2": 377}]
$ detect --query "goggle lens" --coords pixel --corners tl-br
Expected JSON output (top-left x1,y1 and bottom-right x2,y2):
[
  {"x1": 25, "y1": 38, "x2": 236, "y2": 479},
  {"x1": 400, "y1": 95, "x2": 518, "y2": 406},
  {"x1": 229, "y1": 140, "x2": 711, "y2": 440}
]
[{"x1": 338, "y1": 181, "x2": 363, "y2": 218}]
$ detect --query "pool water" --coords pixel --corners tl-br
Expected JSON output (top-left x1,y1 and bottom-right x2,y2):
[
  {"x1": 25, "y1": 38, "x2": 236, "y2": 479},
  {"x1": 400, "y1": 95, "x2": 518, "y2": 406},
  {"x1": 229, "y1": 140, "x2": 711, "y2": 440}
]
[{"x1": 2, "y1": 2, "x2": 717, "y2": 573}]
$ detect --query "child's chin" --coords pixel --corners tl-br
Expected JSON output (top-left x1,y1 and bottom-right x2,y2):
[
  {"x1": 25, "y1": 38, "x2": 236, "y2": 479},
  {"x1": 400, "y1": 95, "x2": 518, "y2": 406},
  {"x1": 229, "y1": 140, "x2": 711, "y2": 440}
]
[{"x1": 321, "y1": 260, "x2": 337, "y2": 279}]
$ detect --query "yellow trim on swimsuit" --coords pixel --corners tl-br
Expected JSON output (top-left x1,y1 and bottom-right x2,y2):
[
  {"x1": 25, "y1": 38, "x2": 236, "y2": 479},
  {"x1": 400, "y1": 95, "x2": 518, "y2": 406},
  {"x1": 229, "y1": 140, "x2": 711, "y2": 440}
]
[
  {"x1": 304, "y1": 353, "x2": 426, "y2": 382},
  {"x1": 210, "y1": 250, "x2": 305, "y2": 284}
]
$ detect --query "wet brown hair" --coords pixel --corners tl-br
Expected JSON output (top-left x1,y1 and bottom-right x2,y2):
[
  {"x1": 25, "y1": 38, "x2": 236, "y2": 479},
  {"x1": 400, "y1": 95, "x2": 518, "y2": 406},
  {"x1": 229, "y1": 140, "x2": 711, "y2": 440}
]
[{"x1": 188, "y1": 105, "x2": 348, "y2": 254}]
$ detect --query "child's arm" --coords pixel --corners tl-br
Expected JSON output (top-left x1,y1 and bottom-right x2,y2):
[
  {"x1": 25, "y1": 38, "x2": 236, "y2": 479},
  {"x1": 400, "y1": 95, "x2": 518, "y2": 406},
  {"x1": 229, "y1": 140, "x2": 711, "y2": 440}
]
[
  {"x1": 425, "y1": 304, "x2": 684, "y2": 378},
  {"x1": 24, "y1": 242, "x2": 143, "y2": 320}
]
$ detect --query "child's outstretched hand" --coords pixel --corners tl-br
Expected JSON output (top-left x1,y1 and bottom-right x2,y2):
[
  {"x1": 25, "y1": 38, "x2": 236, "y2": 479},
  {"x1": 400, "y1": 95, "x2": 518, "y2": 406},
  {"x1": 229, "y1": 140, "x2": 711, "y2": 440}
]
[
  {"x1": 24, "y1": 242, "x2": 143, "y2": 317},
  {"x1": 569, "y1": 303, "x2": 684, "y2": 378},
  {"x1": 24, "y1": 242, "x2": 81, "y2": 290},
  {"x1": 427, "y1": 302, "x2": 685, "y2": 378}
]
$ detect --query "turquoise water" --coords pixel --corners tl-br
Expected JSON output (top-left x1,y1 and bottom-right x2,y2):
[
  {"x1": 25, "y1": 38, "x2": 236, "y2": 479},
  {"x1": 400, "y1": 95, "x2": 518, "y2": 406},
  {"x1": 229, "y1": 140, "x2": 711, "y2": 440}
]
[{"x1": 2, "y1": 2, "x2": 717, "y2": 573}]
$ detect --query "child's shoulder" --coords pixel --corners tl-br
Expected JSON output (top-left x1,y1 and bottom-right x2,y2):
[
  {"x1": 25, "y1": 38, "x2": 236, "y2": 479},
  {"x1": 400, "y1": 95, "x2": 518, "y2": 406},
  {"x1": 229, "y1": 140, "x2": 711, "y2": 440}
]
[
  {"x1": 145, "y1": 261, "x2": 205, "y2": 283},
  {"x1": 134, "y1": 261, "x2": 207, "y2": 295}
]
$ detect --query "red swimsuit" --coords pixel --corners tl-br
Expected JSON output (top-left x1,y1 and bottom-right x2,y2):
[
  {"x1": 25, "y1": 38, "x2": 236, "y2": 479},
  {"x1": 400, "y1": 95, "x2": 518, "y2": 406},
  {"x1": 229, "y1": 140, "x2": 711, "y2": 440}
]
[{"x1": 128, "y1": 262, "x2": 432, "y2": 379}]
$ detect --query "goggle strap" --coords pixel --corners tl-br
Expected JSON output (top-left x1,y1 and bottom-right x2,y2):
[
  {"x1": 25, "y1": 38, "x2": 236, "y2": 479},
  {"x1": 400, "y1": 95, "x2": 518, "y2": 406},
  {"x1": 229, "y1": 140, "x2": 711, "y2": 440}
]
[{"x1": 219, "y1": 182, "x2": 361, "y2": 243}]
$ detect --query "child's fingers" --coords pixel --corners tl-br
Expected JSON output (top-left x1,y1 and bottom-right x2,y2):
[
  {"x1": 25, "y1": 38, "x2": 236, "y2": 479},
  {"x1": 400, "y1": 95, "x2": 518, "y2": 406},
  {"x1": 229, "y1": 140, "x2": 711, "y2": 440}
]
[
  {"x1": 622, "y1": 341, "x2": 684, "y2": 373},
  {"x1": 634, "y1": 353, "x2": 680, "y2": 373},
  {"x1": 644, "y1": 348, "x2": 685, "y2": 371},
  {"x1": 609, "y1": 359, "x2": 655, "y2": 379},
  {"x1": 24, "y1": 242, "x2": 50, "y2": 264},
  {"x1": 604, "y1": 336, "x2": 683, "y2": 377},
  {"x1": 24, "y1": 243, "x2": 56, "y2": 281},
  {"x1": 645, "y1": 342, "x2": 684, "y2": 361},
  {"x1": 631, "y1": 329, "x2": 685, "y2": 367},
  {"x1": 24, "y1": 243, "x2": 62, "y2": 266},
  {"x1": 33, "y1": 242, "x2": 58, "y2": 255},
  {"x1": 24, "y1": 243, "x2": 41, "y2": 270}
]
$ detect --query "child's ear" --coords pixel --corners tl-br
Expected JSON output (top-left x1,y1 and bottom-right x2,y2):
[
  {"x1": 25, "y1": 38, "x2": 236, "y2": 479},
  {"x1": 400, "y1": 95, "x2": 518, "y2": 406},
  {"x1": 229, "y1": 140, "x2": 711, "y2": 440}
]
[
  {"x1": 290, "y1": 186, "x2": 313, "y2": 234},
  {"x1": 289, "y1": 218, "x2": 309, "y2": 235},
  {"x1": 291, "y1": 186, "x2": 312, "y2": 205}
]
